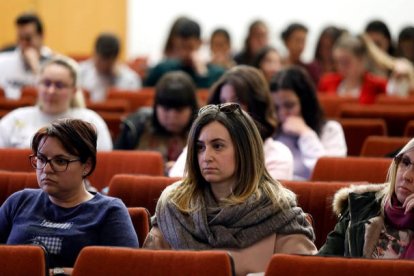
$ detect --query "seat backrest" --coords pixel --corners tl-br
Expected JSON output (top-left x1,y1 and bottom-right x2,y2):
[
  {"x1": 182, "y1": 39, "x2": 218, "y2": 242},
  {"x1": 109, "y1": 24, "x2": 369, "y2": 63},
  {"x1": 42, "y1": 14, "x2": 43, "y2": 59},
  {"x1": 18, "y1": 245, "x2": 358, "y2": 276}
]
[
  {"x1": 72, "y1": 247, "x2": 234, "y2": 276},
  {"x1": 87, "y1": 99, "x2": 130, "y2": 114},
  {"x1": 88, "y1": 150, "x2": 164, "y2": 191},
  {"x1": 107, "y1": 88, "x2": 155, "y2": 112},
  {"x1": 0, "y1": 171, "x2": 38, "y2": 205},
  {"x1": 360, "y1": 136, "x2": 410, "y2": 157},
  {"x1": 317, "y1": 95, "x2": 359, "y2": 118},
  {"x1": 265, "y1": 254, "x2": 414, "y2": 276},
  {"x1": 337, "y1": 118, "x2": 387, "y2": 156},
  {"x1": 0, "y1": 245, "x2": 48, "y2": 276},
  {"x1": 108, "y1": 174, "x2": 180, "y2": 215},
  {"x1": 339, "y1": 103, "x2": 414, "y2": 136},
  {"x1": 127, "y1": 207, "x2": 150, "y2": 247},
  {"x1": 282, "y1": 180, "x2": 350, "y2": 249},
  {"x1": 311, "y1": 156, "x2": 391, "y2": 183},
  {"x1": 405, "y1": 120, "x2": 414, "y2": 137},
  {"x1": 0, "y1": 148, "x2": 33, "y2": 172}
]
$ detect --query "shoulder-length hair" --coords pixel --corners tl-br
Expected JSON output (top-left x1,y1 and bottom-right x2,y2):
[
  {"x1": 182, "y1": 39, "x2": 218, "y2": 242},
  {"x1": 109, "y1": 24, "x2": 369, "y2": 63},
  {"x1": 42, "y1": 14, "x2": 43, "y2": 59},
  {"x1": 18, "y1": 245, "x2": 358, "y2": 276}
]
[
  {"x1": 270, "y1": 66, "x2": 325, "y2": 135},
  {"x1": 167, "y1": 104, "x2": 295, "y2": 213},
  {"x1": 208, "y1": 65, "x2": 277, "y2": 140}
]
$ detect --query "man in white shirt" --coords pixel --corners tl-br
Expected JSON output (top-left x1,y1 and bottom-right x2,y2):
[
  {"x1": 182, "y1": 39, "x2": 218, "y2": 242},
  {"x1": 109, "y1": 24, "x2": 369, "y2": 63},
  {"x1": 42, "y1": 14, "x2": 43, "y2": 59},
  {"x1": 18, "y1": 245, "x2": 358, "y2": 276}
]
[
  {"x1": 0, "y1": 13, "x2": 53, "y2": 99},
  {"x1": 79, "y1": 33, "x2": 142, "y2": 102}
]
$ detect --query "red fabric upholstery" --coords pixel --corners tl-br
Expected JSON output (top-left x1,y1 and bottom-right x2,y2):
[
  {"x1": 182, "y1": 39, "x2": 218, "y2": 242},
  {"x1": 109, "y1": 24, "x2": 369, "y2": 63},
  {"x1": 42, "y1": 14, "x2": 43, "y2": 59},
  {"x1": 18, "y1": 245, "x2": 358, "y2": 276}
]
[
  {"x1": 127, "y1": 207, "x2": 150, "y2": 248},
  {"x1": 265, "y1": 254, "x2": 414, "y2": 276},
  {"x1": 311, "y1": 156, "x2": 391, "y2": 183},
  {"x1": 0, "y1": 171, "x2": 38, "y2": 205},
  {"x1": 405, "y1": 120, "x2": 414, "y2": 137},
  {"x1": 108, "y1": 174, "x2": 180, "y2": 215},
  {"x1": 339, "y1": 103, "x2": 414, "y2": 136},
  {"x1": 282, "y1": 180, "x2": 350, "y2": 249},
  {"x1": 86, "y1": 99, "x2": 130, "y2": 113},
  {"x1": 0, "y1": 245, "x2": 48, "y2": 276},
  {"x1": 360, "y1": 136, "x2": 410, "y2": 157},
  {"x1": 89, "y1": 150, "x2": 164, "y2": 191},
  {"x1": 0, "y1": 148, "x2": 33, "y2": 172},
  {"x1": 338, "y1": 118, "x2": 387, "y2": 156},
  {"x1": 72, "y1": 247, "x2": 234, "y2": 276},
  {"x1": 107, "y1": 88, "x2": 155, "y2": 112},
  {"x1": 317, "y1": 94, "x2": 359, "y2": 118}
]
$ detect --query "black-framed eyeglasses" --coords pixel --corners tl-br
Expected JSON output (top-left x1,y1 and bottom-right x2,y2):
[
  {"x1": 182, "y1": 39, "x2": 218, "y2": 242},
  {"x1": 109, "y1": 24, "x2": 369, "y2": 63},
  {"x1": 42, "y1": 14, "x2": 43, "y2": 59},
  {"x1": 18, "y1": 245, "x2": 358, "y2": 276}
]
[
  {"x1": 29, "y1": 155, "x2": 81, "y2": 172},
  {"x1": 198, "y1": 103, "x2": 242, "y2": 116},
  {"x1": 39, "y1": 79, "x2": 72, "y2": 90},
  {"x1": 395, "y1": 155, "x2": 414, "y2": 173}
]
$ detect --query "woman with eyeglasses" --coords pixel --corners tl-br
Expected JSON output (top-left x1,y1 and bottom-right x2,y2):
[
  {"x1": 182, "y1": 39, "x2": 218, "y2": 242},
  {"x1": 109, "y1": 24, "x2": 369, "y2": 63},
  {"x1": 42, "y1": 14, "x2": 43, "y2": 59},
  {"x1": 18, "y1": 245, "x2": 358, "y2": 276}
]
[
  {"x1": 144, "y1": 103, "x2": 316, "y2": 275},
  {"x1": 0, "y1": 55, "x2": 112, "y2": 150},
  {"x1": 0, "y1": 118, "x2": 138, "y2": 275},
  {"x1": 319, "y1": 138, "x2": 414, "y2": 259},
  {"x1": 169, "y1": 65, "x2": 294, "y2": 181},
  {"x1": 270, "y1": 66, "x2": 347, "y2": 180}
]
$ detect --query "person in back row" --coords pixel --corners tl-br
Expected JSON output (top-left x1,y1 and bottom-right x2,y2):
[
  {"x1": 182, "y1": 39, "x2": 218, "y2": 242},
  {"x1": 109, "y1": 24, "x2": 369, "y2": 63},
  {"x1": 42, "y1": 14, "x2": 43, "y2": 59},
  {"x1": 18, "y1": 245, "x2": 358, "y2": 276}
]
[
  {"x1": 115, "y1": 71, "x2": 198, "y2": 174},
  {"x1": 169, "y1": 65, "x2": 294, "y2": 181},
  {"x1": 144, "y1": 103, "x2": 316, "y2": 275},
  {"x1": 0, "y1": 55, "x2": 112, "y2": 150},
  {"x1": 270, "y1": 66, "x2": 347, "y2": 180},
  {"x1": 79, "y1": 33, "x2": 142, "y2": 102},
  {"x1": 144, "y1": 18, "x2": 225, "y2": 88},
  {"x1": 319, "y1": 138, "x2": 414, "y2": 259},
  {"x1": 0, "y1": 118, "x2": 138, "y2": 275},
  {"x1": 0, "y1": 12, "x2": 53, "y2": 99}
]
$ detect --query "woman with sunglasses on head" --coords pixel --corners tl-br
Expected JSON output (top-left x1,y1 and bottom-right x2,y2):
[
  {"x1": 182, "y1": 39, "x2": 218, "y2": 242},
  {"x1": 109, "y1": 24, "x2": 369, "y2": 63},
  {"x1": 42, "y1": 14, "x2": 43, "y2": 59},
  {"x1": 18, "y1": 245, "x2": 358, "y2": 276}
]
[
  {"x1": 319, "y1": 138, "x2": 414, "y2": 259},
  {"x1": 0, "y1": 118, "x2": 138, "y2": 276},
  {"x1": 169, "y1": 65, "x2": 294, "y2": 181},
  {"x1": 0, "y1": 55, "x2": 112, "y2": 150},
  {"x1": 144, "y1": 103, "x2": 316, "y2": 275}
]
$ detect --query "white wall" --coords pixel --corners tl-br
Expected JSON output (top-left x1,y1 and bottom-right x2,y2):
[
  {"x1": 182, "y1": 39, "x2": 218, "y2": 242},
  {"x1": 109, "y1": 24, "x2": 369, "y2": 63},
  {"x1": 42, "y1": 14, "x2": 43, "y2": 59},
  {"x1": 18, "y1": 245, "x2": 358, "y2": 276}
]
[{"x1": 127, "y1": 0, "x2": 414, "y2": 64}]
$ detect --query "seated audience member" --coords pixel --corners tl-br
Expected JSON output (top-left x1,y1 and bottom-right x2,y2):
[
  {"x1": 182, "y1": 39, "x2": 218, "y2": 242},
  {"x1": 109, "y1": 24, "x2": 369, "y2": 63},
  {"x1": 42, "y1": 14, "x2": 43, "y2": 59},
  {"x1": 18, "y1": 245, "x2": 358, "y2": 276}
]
[
  {"x1": 234, "y1": 19, "x2": 269, "y2": 66},
  {"x1": 0, "y1": 55, "x2": 112, "y2": 150},
  {"x1": 115, "y1": 71, "x2": 198, "y2": 173},
  {"x1": 79, "y1": 33, "x2": 141, "y2": 102},
  {"x1": 144, "y1": 18, "x2": 225, "y2": 88},
  {"x1": 144, "y1": 103, "x2": 316, "y2": 275},
  {"x1": 162, "y1": 16, "x2": 191, "y2": 60},
  {"x1": 318, "y1": 33, "x2": 387, "y2": 104},
  {"x1": 281, "y1": 22, "x2": 318, "y2": 84},
  {"x1": 0, "y1": 118, "x2": 138, "y2": 275},
  {"x1": 319, "y1": 138, "x2": 414, "y2": 259},
  {"x1": 0, "y1": 13, "x2": 53, "y2": 99},
  {"x1": 364, "y1": 20, "x2": 396, "y2": 78},
  {"x1": 253, "y1": 46, "x2": 283, "y2": 83},
  {"x1": 397, "y1": 26, "x2": 414, "y2": 65},
  {"x1": 169, "y1": 65, "x2": 294, "y2": 181},
  {"x1": 309, "y1": 25, "x2": 345, "y2": 82},
  {"x1": 209, "y1": 28, "x2": 236, "y2": 69},
  {"x1": 365, "y1": 19, "x2": 396, "y2": 57},
  {"x1": 271, "y1": 66, "x2": 347, "y2": 180}
]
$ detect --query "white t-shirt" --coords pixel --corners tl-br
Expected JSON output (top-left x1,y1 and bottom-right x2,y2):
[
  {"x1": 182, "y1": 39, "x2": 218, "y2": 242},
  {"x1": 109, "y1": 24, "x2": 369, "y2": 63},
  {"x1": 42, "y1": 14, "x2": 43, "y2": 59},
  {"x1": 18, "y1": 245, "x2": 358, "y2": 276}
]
[
  {"x1": 0, "y1": 106, "x2": 113, "y2": 150},
  {"x1": 79, "y1": 59, "x2": 142, "y2": 102},
  {"x1": 168, "y1": 138, "x2": 294, "y2": 181}
]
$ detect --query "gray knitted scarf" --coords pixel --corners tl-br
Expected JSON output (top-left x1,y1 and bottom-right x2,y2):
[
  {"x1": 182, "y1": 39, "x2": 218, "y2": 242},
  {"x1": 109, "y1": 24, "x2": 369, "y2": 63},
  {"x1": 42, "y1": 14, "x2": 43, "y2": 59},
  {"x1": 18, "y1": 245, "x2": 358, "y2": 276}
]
[{"x1": 155, "y1": 186, "x2": 315, "y2": 249}]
